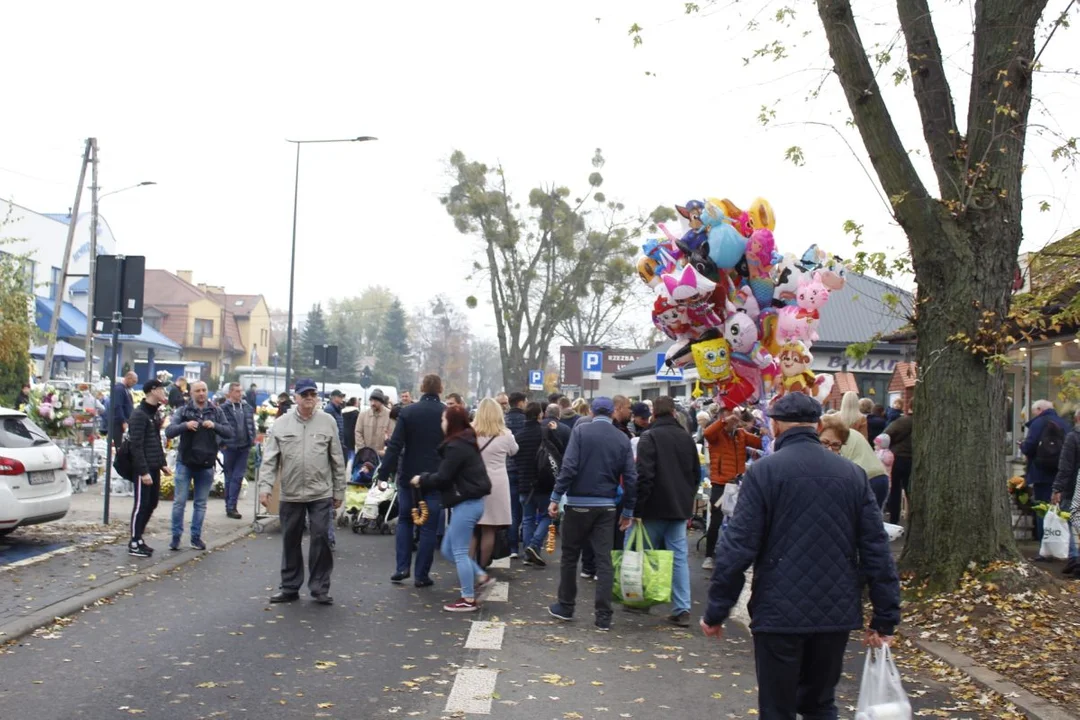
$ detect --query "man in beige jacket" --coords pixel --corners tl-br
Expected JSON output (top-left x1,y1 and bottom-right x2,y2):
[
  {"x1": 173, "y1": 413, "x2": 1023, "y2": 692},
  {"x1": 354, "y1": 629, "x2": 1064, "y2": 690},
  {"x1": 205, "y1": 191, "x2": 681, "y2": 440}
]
[
  {"x1": 355, "y1": 388, "x2": 395, "y2": 458},
  {"x1": 259, "y1": 377, "x2": 346, "y2": 605}
]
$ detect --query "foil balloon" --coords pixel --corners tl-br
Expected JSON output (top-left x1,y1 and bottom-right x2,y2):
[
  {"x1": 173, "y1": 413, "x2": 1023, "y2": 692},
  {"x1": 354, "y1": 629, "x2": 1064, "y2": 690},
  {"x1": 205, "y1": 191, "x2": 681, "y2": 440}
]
[
  {"x1": 793, "y1": 271, "x2": 831, "y2": 343},
  {"x1": 774, "y1": 340, "x2": 834, "y2": 402},
  {"x1": 675, "y1": 200, "x2": 708, "y2": 252},
  {"x1": 653, "y1": 294, "x2": 694, "y2": 341},
  {"x1": 748, "y1": 197, "x2": 776, "y2": 231},
  {"x1": 691, "y1": 337, "x2": 759, "y2": 409},
  {"x1": 661, "y1": 264, "x2": 716, "y2": 305},
  {"x1": 637, "y1": 256, "x2": 661, "y2": 288},
  {"x1": 700, "y1": 201, "x2": 748, "y2": 270}
]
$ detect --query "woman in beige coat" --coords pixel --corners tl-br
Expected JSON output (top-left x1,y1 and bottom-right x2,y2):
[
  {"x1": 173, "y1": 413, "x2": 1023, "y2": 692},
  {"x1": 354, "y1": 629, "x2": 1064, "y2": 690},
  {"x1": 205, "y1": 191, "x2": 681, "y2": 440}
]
[{"x1": 471, "y1": 398, "x2": 519, "y2": 567}]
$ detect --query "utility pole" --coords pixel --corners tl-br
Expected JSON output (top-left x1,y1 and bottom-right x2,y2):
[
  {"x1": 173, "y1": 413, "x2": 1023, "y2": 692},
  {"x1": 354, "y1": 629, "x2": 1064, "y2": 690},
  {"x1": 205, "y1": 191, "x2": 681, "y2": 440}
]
[
  {"x1": 43, "y1": 139, "x2": 92, "y2": 381},
  {"x1": 84, "y1": 139, "x2": 100, "y2": 382}
]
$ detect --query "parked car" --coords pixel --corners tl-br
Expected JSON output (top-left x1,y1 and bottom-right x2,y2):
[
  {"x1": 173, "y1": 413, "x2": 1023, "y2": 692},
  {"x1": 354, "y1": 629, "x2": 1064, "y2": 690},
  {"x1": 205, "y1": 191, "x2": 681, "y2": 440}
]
[{"x1": 0, "y1": 407, "x2": 71, "y2": 535}]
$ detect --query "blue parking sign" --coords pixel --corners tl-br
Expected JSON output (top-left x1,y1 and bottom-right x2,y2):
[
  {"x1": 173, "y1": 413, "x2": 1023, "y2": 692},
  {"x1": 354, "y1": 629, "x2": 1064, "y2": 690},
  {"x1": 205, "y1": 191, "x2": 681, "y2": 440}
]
[
  {"x1": 528, "y1": 370, "x2": 544, "y2": 391},
  {"x1": 582, "y1": 351, "x2": 603, "y2": 379}
]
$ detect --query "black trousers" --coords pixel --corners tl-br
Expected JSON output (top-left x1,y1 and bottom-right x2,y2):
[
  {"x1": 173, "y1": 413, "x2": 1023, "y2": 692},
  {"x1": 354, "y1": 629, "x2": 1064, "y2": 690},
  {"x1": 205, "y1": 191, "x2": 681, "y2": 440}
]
[
  {"x1": 580, "y1": 497, "x2": 625, "y2": 574},
  {"x1": 129, "y1": 469, "x2": 160, "y2": 542},
  {"x1": 886, "y1": 456, "x2": 912, "y2": 524},
  {"x1": 279, "y1": 498, "x2": 335, "y2": 595},
  {"x1": 705, "y1": 483, "x2": 725, "y2": 558},
  {"x1": 753, "y1": 631, "x2": 849, "y2": 720},
  {"x1": 558, "y1": 506, "x2": 616, "y2": 621}
]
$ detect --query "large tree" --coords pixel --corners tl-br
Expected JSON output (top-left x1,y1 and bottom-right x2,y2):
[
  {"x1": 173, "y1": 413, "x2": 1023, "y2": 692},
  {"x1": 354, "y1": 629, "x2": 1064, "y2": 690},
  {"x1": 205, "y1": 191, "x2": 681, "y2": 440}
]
[
  {"x1": 330, "y1": 314, "x2": 360, "y2": 383},
  {"x1": 410, "y1": 296, "x2": 470, "y2": 395},
  {"x1": 470, "y1": 338, "x2": 504, "y2": 400},
  {"x1": 0, "y1": 219, "x2": 32, "y2": 405},
  {"x1": 375, "y1": 298, "x2": 414, "y2": 392},
  {"x1": 298, "y1": 303, "x2": 329, "y2": 376},
  {"x1": 327, "y1": 286, "x2": 396, "y2": 360},
  {"x1": 442, "y1": 149, "x2": 673, "y2": 392}
]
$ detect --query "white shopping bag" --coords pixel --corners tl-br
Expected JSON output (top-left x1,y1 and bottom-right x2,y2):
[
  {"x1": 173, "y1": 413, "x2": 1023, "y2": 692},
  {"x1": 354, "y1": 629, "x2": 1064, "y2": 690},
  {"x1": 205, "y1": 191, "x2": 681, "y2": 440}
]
[
  {"x1": 856, "y1": 647, "x2": 912, "y2": 720},
  {"x1": 1040, "y1": 506, "x2": 1070, "y2": 560},
  {"x1": 883, "y1": 523, "x2": 905, "y2": 542},
  {"x1": 720, "y1": 482, "x2": 740, "y2": 517},
  {"x1": 619, "y1": 525, "x2": 646, "y2": 603}
]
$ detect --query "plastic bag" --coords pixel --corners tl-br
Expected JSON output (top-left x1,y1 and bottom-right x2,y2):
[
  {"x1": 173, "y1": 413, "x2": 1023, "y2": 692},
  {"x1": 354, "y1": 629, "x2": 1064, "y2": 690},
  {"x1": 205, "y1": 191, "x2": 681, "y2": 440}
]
[
  {"x1": 1040, "y1": 506, "x2": 1070, "y2": 560},
  {"x1": 611, "y1": 521, "x2": 673, "y2": 608},
  {"x1": 720, "y1": 482, "x2": 740, "y2": 517},
  {"x1": 883, "y1": 523, "x2": 905, "y2": 542},
  {"x1": 855, "y1": 647, "x2": 912, "y2": 720}
]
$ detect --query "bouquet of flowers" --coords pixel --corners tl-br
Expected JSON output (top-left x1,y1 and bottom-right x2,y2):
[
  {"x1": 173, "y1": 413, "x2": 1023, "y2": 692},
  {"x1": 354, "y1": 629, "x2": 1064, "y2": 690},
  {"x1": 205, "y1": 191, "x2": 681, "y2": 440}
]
[
  {"x1": 256, "y1": 405, "x2": 274, "y2": 434},
  {"x1": 24, "y1": 386, "x2": 77, "y2": 440}
]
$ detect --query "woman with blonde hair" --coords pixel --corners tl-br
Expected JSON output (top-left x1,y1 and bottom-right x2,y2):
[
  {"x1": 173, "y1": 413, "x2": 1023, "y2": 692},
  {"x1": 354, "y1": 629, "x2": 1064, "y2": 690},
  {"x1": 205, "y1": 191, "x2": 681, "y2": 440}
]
[
  {"x1": 472, "y1": 398, "x2": 519, "y2": 567},
  {"x1": 572, "y1": 397, "x2": 590, "y2": 418},
  {"x1": 821, "y1": 412, "x2": 890, "y2": 511},
  {"x1": 838, "y1": 391, "x2": 868, "y2": 439}
]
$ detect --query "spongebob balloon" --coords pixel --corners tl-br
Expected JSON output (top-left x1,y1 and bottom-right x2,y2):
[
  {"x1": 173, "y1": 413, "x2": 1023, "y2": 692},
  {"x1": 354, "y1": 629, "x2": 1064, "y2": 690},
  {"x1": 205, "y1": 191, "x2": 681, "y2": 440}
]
[{"x1": 691, "y1": 337, "x2": 759, "y2": 409}]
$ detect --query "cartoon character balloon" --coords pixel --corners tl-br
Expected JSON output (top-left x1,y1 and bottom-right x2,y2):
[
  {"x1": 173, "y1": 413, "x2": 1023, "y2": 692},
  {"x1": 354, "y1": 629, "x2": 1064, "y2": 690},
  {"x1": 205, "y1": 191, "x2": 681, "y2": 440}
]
[
  {"x1": 794, "y1": 271, "x2": 830, "y2": 343},
  {"x1": 661, "y1": 265, "x2": 716, "y2": 305},
  {"x1": 691, "y1": 337, "x2": 760, "y2": 409},
  {"x1": 773, "y1": 341, "x2": 834, "y2": 402},
  {"x1": 701, "y1": 201, "x2": 748, "y2": 270}
]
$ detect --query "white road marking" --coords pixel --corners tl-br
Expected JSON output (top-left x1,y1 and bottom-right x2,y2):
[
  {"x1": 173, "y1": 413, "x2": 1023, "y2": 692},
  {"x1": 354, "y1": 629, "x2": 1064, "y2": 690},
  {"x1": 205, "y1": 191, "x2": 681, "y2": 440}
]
[
  {"x1": 465, "y1": 621, "x2": 505, "y2": 650},
  {"x1": 489, "y1": 556, "x2": 510, "y2": 569},
  {"x1": 445, "y1": 668, "x2": 498, "y2": 714},
  {"x1": 479, "y1": 580, "x2": 508, "y2": 602},
  {"x1": 0, "y1": 544, "x2": 82, "y2": 573}
]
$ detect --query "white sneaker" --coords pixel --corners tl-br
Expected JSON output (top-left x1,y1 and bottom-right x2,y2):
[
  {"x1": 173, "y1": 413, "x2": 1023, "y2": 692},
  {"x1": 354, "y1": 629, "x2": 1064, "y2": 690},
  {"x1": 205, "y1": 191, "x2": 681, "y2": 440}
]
[
  {"x1": 509, "y1": 552, "x2": 519, "y2": 559},
  {"x1": 702, "y1": 557, "x2": 714, "y2": 570}
]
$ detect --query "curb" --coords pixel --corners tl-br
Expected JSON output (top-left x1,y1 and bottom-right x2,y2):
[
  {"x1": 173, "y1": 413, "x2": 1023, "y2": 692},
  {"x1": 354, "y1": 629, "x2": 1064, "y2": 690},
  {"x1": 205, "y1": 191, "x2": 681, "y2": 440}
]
[
  {"x1": 912, "y1": 639, "x2": 1078, "y2": 720},
  {"x1": 0, "y1": 517, "x2": 278, "y2": 644}
]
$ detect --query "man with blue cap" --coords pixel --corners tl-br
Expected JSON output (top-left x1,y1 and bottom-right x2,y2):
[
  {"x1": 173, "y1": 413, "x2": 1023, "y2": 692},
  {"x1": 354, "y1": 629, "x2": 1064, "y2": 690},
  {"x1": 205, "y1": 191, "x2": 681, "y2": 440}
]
[
  {"x1": 546, "y1": 396, "x2": 638, "y2": 631},
  {"x1": 699, "y1": 392, "x2": 900, "y2": 718}
]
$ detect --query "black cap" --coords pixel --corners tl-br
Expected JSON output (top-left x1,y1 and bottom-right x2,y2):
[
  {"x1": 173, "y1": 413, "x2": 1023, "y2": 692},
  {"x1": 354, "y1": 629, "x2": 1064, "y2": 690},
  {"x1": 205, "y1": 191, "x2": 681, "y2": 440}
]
[
  {"x1": 330, "y1": 389, "x2": 346, "y2": 398},
  {"x1": 767, "y1": 393, "x2": 823, "y2": 423},
  {"x1": 142, "y1": 379, "x2": 165, "y2": 394},
  {"x1": 631, "y1": 402, "x2": 651, "y2": 419}
]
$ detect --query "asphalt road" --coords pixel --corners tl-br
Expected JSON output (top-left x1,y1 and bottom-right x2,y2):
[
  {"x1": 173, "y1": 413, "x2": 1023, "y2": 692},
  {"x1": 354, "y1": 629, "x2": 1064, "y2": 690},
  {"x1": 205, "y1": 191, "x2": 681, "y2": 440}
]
[{"x1": 0, "y1": 525, "x2": 1013, "y2": 720}]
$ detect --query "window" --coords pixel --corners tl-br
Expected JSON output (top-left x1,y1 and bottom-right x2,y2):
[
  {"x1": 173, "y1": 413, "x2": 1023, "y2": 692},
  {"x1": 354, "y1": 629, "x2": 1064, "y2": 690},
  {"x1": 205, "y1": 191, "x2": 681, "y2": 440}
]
[
  {"x1": 49, "y1": 267, "x2": 62, "y2": 300},
  {"x1": 193, "y1": 318, "x2": 214, "y2": 346},
  {"x1": 0, "y1": 416, "x2": 53, "y2": 449},
  {"x1": 261, "y1": 328, "x2": 268, "y2": 346}
]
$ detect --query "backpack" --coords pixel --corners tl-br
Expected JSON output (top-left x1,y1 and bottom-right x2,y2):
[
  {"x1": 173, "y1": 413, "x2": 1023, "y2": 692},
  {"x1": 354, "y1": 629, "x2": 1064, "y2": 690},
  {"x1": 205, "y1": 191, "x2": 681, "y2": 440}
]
[
  {"x1": 535, "y1": 433, "x2": 564, "y2": 494},
  {"x1": 1035, "y1": 420, "x2": 1064, "y2": 472},
  {"x1": 114, "y1": 435, "x2": 134, "y2": 480},
  {"x1": 182, "y1": 408, "x2": 220, "y2": 469}
]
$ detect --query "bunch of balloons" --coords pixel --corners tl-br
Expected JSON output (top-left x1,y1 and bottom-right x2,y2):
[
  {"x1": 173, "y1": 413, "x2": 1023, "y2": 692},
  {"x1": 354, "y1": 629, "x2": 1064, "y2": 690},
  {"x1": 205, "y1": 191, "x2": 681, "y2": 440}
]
[{"x1": 637, "y1": 197, "x2": 849, "y2": 410}]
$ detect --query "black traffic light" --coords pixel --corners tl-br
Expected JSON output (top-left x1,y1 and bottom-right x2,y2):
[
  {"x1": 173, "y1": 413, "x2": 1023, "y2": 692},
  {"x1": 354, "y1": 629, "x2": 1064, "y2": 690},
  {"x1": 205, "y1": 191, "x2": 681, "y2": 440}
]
[{"x1": 360, "y1": 366, "x2": 373, "y2": 389}]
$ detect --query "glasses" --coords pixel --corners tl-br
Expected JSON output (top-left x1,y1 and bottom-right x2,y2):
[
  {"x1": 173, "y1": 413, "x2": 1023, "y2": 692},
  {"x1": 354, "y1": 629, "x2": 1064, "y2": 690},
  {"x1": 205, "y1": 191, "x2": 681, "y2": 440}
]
[
  {"x1": 299, "y1": 390, "x2": 318, "y2": 399},
  {"x1": 821, "y1": 439, "x2": 843, "y2": 452}
]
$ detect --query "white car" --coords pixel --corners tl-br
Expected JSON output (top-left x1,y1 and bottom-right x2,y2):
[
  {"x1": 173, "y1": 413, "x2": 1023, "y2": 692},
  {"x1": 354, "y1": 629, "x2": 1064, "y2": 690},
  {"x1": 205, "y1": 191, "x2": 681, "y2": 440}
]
[{"x1": 0, "y1": 407, "x2": 72, "y2": 535}]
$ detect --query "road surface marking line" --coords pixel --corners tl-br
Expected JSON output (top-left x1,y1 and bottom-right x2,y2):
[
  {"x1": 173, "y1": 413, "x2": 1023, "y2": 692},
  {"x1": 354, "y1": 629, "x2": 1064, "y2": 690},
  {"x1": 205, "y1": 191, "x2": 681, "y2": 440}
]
[
  {"x1": 479, "y1": 580, "x2": 509, "y2": 602},
  {"x1": 465, "y1": 621, "x2": 505, "y2": 650},
  {"x1": 0, "y1": 544, "x2": 79, "y2": 573},
  {"x1": 445, "y1": 667, "x2": 498, "y2": 714},
  {"x1": 489, "y1": 556, "x2": 511, "y2": 569}
]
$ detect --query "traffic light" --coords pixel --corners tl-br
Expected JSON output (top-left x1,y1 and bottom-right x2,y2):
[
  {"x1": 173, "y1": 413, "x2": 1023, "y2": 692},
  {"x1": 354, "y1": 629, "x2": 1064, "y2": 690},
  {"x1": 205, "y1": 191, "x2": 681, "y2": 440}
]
[{"x1": 360, "y1": 366, "x2": 373, "y2": 389}]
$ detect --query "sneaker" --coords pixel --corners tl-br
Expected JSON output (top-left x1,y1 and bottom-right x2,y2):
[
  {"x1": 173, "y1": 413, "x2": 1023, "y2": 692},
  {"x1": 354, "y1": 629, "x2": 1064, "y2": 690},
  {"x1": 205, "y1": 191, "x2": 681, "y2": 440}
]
[
  {"x1": 702, "y1": 557, "x2": 714, "y2": 570},
  {"x1": 580, "y1": 571, "x2": 597, "y2": 580},
  {"x1": 391, "y1": 571, "x2": 411, "y2": 584},
  {"x1": 509, "y1": 551, "x2": 519, "y2": 559},
  {"x1": 138, "y1": 540, "x2": 155, "y2": 554},
  {"x1": 525, "y1": 546, "x2": 547, "y2": 568},
  {"x1": 128, "y1": 543, "x2": 152, "y2": 558},
  {"x1": 190, "y1": 538, "x2": 207, "y2": 551},
  {"x1": 595, "y1": 617, "x2": 612, "y2": 631},
  {"x1": 668, "y1": 611, "x2": 692, "y2": 628},
  {"x1": 548, "y1": 603, "x2": 574, "y2": 621},
  {"x1": 414, "y1": 578, "x2": 434, "y2": 588},
  {"x1": 475, "y1": 575, "x2": 494, "y2": 594},
  {"x1": 226, "y1": 510, "x2": 243, "y2": 520},
  {"x1": 169, "y1": 536, "x2": 181, "y2": 552},
  {"x1": 522, "y1": 557, "x2": 537, "y2": 567},
  {"x1": 444, "y1": 598, "x2": 478, "y2": 612}
]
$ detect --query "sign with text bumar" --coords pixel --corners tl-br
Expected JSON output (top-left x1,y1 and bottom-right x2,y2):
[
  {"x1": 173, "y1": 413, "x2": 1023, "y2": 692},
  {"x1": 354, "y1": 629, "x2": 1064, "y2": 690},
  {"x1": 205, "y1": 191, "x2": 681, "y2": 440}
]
[
  {"x1": 811, "y1": 350, "x2": 901, "y2": 375},
  {"x1": 559, "y1": 346, "x2": 648, "y2": 385}
]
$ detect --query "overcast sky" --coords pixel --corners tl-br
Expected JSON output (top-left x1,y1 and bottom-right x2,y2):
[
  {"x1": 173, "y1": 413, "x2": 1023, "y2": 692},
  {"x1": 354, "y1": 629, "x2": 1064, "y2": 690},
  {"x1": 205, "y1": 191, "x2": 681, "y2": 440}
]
[{"x1": 2, "y1": 1, "x2": 1076, "y2": 341}]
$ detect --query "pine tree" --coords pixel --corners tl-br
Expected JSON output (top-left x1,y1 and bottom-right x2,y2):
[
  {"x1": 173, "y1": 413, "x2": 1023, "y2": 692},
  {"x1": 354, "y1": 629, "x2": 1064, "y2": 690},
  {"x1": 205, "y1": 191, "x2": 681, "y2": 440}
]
[
  {"x1": 376, "y1": 299, "x2": 414, "y2": 392},
  {"x1": 298, "y1": 303, "x2": 329, "y2": 375},
  {"x1": 332, "y1": 314, "x2": 360, "y2": 383}
]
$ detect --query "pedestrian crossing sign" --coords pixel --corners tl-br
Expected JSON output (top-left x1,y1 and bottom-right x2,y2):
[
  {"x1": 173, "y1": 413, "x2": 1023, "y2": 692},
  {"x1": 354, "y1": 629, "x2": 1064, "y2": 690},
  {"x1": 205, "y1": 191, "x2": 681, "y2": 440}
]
[{"x1": 655, "y1": 352, "x2": 684, "y2": 381}]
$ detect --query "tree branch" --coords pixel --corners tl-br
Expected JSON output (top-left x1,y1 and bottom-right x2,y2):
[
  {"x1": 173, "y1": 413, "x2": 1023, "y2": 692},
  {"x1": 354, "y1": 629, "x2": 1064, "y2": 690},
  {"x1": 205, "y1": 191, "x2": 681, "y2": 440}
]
[{"x1": 897, "y1": 0, "x2": 964, "y2": 201}]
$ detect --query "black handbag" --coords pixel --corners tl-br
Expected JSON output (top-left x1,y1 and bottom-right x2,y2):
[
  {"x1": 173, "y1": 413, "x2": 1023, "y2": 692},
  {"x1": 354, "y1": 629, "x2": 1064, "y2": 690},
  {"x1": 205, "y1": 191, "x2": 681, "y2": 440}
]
[{"x1": 113, "y1": 436, "x2": 134, "y2": 480}]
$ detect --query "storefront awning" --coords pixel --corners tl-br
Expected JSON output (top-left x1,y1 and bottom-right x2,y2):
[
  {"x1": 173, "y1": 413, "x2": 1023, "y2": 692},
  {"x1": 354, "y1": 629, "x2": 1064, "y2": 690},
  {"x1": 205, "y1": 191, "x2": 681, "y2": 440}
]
[{"x1": 34, "y1": 296, "x2": 182, "y2": 353}]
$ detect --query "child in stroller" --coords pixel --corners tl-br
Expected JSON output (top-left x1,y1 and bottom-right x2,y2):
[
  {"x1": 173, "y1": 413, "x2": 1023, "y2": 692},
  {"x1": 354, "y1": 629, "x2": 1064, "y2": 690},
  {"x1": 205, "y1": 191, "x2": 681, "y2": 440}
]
[{"x1": 343, "y1": 447, "x2": 398, "y2": 534}]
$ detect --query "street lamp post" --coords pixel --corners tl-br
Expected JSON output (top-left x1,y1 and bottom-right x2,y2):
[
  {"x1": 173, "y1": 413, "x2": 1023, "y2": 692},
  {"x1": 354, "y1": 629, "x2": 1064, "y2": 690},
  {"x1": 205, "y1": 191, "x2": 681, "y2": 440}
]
[
  {"x1": 85, "y1": 180, "x2": 157, "y2": 383},
  {"x1": 283, "y1": 136, "x2": 377, "y2": 393},
  {"x1": 272, "y1": 352, "x2": 280, "y2": 394}
]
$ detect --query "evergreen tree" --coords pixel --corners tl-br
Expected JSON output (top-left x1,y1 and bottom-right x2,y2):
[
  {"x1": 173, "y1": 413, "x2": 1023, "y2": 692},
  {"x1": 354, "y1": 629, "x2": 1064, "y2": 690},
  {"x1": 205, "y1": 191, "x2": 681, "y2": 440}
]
[
  {"x1": 376, "y1": 299, "x2": 414, "y2": 392},
  {"x1": 298, "y1": 303, "x2": 329, "y2": 374},
  {"x1": 332, "y1": 314, "x2": 360, "y2": 383}
]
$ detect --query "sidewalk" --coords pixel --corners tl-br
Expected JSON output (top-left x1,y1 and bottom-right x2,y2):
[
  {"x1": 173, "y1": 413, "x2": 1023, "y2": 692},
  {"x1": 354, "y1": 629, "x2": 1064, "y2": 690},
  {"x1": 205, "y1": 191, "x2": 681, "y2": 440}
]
[{"x1": 0, "y1": 482, "x2": 271, "y2": 642}]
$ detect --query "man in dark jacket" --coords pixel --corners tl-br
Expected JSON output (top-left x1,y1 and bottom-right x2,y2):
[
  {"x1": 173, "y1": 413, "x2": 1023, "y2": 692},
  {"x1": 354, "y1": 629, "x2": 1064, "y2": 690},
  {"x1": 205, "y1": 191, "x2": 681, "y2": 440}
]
[
  {"x1": 515, "y1": 403, "x2": 547, "y2": 566},
  {"x1": 867, "y1": 404, "x2": 888, "y2": 443},
  {"x1": 547, "y1": 397, "x2": 638, "y2": 631},
  {"x1": 220, "y1": 382, "x2": 256, "y2": 520},
  {"x1": 378, "y1": 374, "x2": 446, "y2": 587},
  {"x1": 633, "y1": 396, "x2": 701, "y2": 627},
  {"x1": 1053, "y1": 409, "x2": 1080, "y2": 576},
  {"x1": 1023, "y1": 399, "x2": 1069, "y2": 550},
  {"x1": 127, "y1": 379, "x2": 168, "y2": 557},
  {"x1": 701, "y1": 393, "x2": 900, "y2": 719},
  {"x1": 325, "y1": 390, "x2": 347, "y2": 448},
  {"x1": 504, "y1": 391, "x2": 527, "y2": 557},
  {"x1": 245, "y1": 383, "x2": 259, "y2": 410},
  {"x1": 546, "y1": 404, "x2": 572, "y2": 447},
  {"x1": 110, "y1": 371, "x2": 138, "y2": 449},
  {"x1": 342, "y1": 398, "x2": 360, "y2": 463},
  {"x1": 164, "y1": 381, "x2": 233, "y2": 551},
  {"x1": 883, "y1": 405, "x2": 914, "y2": 524}
]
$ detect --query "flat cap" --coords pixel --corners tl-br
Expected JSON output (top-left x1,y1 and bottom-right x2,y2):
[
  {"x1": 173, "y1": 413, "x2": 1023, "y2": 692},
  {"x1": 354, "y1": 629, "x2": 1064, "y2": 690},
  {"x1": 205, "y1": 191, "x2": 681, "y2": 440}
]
[{"x1": 767, "y1": 392, "x2": 823, "y2": 423}]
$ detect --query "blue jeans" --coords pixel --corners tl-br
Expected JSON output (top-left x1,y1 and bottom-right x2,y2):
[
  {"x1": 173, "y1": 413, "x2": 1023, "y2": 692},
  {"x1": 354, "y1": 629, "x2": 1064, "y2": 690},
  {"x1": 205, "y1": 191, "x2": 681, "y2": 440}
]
[
  {"x1": 172, "y1": 461, "x2": 214, "y2": 541},
  {"x1": 508, "y1": 479, "x2": 522, "y2": 553},
  {"x1": 520, "y1": 494, "x2": 552, "y2": 551},
  {"x1": 222, "y1": 447, "x2": 250, "y2": 512},
  {"x1": 396, "y1": 486, "x2": 442, "y2": 579},
  {"x1": 624, "y1": 519, "x2": 691, "y2": 615},
  {"x1": 441, "y1": 497, "x2": 487, "y2": 599}
]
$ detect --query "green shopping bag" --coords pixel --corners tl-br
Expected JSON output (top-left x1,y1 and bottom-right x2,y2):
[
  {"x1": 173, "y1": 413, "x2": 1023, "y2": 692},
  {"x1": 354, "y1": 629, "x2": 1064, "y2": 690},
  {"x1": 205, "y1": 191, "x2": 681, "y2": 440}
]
[{"x1": 611, "y1": 520, "x2": 674, "y2": 608}]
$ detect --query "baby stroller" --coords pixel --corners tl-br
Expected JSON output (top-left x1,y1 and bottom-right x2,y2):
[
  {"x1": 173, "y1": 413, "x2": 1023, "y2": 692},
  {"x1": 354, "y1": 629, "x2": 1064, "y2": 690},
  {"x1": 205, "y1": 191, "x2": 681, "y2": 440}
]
[{"x1": 354, "y1": 478, "x2": 398, "y2": 535}]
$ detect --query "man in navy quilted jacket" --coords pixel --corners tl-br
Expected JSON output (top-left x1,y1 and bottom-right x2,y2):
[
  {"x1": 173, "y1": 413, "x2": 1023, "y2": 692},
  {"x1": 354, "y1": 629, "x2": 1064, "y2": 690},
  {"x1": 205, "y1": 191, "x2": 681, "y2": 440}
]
[{"x1": 701, "y1": 392, "x2": 900, "y2": 720}]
